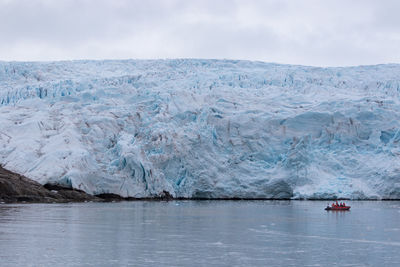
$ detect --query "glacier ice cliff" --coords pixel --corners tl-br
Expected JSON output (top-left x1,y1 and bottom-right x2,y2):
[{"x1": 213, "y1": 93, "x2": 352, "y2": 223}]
[{"x1": 0, "y1": 59, "x2": 400, "y2": 199}]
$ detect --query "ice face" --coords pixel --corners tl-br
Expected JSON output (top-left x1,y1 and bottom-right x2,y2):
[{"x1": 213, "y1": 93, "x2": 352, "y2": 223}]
[{"x1": 0, "y1": 59, "x2": 399, "y2": 199}]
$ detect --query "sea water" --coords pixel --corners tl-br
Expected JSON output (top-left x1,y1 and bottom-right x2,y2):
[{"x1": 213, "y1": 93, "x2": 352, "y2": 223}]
[{"x1": 0, "y1": 201, "x2": 399, "y2": 266}]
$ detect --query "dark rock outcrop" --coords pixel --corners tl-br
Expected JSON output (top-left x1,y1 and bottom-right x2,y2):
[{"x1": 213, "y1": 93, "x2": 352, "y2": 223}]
[{"x1": 0, "y1": 166, "x2": 101, "y2": 203}]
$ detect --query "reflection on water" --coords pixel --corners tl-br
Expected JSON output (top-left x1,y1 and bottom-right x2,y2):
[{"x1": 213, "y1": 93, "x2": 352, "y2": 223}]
[{"x1": 0, "y1": 201, "x2": 399, "y2": 266}]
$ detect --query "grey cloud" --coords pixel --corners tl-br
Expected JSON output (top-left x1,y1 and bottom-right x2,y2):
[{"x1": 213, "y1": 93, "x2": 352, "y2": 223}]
[{"x1": 0, "y1": 0, "x2": 398, "y2": 66}]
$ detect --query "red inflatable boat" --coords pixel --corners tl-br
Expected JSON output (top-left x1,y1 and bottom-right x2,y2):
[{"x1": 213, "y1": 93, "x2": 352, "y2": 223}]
[{"x1": 325, "y1": 205, "x2": 350, "y2": 211}]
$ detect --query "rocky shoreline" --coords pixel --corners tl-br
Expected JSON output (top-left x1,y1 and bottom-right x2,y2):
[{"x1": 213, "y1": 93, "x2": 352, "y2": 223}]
[
  {"x1": 1, "y1": 166, "x2": 398, "y2": 203},
  {"x1": 0, "y1": 166, "x2": 102, "y2": 203},
  {"x1": 0, "y1": 166, "x2": 177, "y2": 203}
]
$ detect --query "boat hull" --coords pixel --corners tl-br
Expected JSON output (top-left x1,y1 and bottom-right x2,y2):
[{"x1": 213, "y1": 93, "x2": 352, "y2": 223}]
[{"x1": 325, "y1": 206, "x2": 350, "y2": 211}]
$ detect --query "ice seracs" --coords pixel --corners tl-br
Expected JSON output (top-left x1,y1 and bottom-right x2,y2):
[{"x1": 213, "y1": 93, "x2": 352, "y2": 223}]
[{"x1": 0, "y1": 59, "x2": 400, "y2": 199}]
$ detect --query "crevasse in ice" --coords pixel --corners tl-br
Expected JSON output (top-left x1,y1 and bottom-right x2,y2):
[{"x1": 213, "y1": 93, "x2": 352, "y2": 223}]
[{"x1": 0, "y1": 59, "x2": 399, "y2": 199}]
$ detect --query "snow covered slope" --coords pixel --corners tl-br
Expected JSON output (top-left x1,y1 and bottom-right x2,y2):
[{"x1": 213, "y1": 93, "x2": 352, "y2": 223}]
[{"x1": 1, "y1": 59, "x2": 400, "y2": 199}]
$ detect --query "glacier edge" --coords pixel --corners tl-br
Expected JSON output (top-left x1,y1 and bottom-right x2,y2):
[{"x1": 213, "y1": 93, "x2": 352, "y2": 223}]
[{"x1": 1, "y1": 59, "x2": 400, "y2": 199}]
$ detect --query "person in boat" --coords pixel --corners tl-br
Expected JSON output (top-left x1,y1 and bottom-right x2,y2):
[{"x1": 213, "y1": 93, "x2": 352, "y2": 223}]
[{"x1": 343, "y1": 202, "x2": 346, "y2": 207}]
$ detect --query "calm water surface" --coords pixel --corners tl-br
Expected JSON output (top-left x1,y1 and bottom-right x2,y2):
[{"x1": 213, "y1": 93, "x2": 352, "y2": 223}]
[{"x1": 0, "y1": 201, "x2": 399, "y2": 266}]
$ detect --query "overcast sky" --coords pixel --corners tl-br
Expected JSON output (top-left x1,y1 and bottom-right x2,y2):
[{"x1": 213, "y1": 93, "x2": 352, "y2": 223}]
[{"x1": 0, "y1": 0, "x2": 399, "y2": 66}]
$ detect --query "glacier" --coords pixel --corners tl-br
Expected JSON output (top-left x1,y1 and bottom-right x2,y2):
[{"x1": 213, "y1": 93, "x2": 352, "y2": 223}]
[{"x1": 0, "y1": 59, "x2": 400, "y2": 199}]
